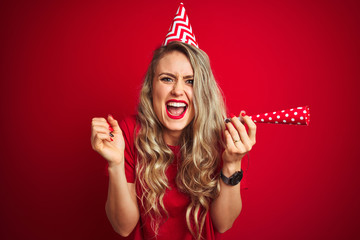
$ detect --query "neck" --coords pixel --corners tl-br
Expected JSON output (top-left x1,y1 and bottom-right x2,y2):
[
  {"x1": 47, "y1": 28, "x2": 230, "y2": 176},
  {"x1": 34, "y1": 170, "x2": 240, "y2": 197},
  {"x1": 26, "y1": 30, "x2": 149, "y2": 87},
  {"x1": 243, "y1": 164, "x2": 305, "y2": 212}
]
[{"x1": 163, "y1": 130, "x2": 182, "y2": 146}]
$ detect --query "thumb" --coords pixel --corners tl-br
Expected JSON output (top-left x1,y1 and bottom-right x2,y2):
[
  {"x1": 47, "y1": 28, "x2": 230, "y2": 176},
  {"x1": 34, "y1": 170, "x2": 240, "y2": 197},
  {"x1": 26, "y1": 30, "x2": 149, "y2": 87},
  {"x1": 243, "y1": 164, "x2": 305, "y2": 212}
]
[
  {"x1": 239, "y1": 110, "x2": 246, "y2": 124},
  {"x1": 107, "y1": 114, "x2": 121, "y2": 133}
]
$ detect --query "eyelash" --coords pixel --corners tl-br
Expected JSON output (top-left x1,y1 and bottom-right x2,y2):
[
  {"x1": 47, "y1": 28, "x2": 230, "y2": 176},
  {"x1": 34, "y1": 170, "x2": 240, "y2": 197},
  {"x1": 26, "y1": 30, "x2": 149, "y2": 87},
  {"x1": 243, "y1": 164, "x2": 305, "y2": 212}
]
[
  {"x1": 160, "y1": 77, "x2": 194, "y2": 85},
  {"x1": 186, "y1": 80, "x2": 194, "y2": 85},
  {"x1": 161, "y1": 77, "x2": 173, "y2": 82}
]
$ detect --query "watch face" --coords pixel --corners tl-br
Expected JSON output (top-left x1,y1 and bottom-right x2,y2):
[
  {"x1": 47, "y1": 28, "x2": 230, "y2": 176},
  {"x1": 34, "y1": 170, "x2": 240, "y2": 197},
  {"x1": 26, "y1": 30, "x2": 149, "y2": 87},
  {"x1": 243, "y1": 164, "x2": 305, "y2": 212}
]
[{"x1": 230, "y1": 172, "x2": 243, "y2": 185}]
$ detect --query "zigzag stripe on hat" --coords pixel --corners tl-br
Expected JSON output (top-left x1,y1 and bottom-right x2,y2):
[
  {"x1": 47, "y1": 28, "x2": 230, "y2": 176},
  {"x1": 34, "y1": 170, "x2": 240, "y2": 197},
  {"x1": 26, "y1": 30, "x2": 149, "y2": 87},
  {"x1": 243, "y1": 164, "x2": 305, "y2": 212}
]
[
  {"x1": 165, "y1": 26, "x2": 196, "y2": 43},
  {"x1": 166, "y1": 20, "x2": 191, "y2": 38},
  {"x1": 163, "y1": 3, "x2": 199, "y2": 48}
]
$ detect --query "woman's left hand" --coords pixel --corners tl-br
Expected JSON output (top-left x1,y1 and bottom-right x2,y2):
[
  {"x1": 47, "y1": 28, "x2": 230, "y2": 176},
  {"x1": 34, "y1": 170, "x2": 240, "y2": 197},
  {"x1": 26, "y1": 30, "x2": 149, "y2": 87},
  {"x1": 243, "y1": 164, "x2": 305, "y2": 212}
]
[{"x1": 222, "y1": 111, "x2": 257, "y2": 167}]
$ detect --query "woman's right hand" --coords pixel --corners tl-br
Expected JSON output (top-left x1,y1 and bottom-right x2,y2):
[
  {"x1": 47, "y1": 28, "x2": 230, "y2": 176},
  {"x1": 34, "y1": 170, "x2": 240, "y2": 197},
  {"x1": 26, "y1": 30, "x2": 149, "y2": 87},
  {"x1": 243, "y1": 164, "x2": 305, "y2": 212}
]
[{"x1": 91, "y1": 114, "x2": 125, "y2": 167}]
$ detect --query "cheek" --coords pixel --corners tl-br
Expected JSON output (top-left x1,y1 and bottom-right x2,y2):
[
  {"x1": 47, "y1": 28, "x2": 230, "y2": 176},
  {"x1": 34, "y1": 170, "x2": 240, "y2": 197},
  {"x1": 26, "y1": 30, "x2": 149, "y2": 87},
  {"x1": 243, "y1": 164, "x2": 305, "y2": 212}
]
[
  {"x1": 186, "y1": 88, "x2": 194, "y2": 104},
  {"x1": 186, "y1": 88, "x2": 195, "y2": 116},
  {"x1": 152, "y1": 93, "x2": 161, "y2": 114},
  {"x1": 152, "y1": 86, "x2": 165, "y2": 113}
]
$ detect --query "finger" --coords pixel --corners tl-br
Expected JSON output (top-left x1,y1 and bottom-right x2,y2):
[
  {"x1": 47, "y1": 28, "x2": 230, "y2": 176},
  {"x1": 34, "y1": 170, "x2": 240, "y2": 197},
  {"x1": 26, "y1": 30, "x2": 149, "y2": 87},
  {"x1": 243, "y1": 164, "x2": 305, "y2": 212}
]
[
  {"x1": 91, "y1": 129, "x2": 111, "y2": 144},
  {"x1": 242, "y1": 114, "x2": 257, "y2": 145},
  {"x1": 231, "y1": 114, "x2": 253, "y2": 150},
  {"x1": 224, "y1": 130, "x2": 236, "y2": 149},
  {"x1": 92, "y1": 117, "x2": 107, "y2": 123},
  {"x1": 225, "y1": 118, "x2": 241, "y2": 143},
  {"x1": 92, "y1": 118, "x2": 112, "y2": 132},
  {"x1": 94, "y1": 132, "x2": 112, "y2": 143},
  {"x1": 92, "y1": 117, "x2": 115, "y2": 132},
  {"x1": 92, "y1": 121, "x2": 114, "y2": 132},
  {"x1": 226, "y1": 119, "x2": 246, "y2": 151},
  {"x1": 92, "y1": 125, "x2": 110, "y2": 135},
  {"x1": 107, "y1": 114, "x2": 122, "y2": 133}
]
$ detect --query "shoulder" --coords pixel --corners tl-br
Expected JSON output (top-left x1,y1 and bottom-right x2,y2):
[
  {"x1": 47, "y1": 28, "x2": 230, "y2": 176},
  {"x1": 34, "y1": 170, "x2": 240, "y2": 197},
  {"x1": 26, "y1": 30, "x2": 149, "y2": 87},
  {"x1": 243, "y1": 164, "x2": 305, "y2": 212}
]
[
  {"x1": 119, "y1": 115, "x2": 138, "y2": 165},
  {"x1": 117, "y1": 115, "x2": 139, "y2": 182},
  {"x1": 119, "y1": 115, "x2": 139, "y2": 137},
  {"x1": 118, "y1": 115, "x2": 139, "y2": 150},
  {"x1": 119, "y1": 115, "x2": 137, "y2": 130}
]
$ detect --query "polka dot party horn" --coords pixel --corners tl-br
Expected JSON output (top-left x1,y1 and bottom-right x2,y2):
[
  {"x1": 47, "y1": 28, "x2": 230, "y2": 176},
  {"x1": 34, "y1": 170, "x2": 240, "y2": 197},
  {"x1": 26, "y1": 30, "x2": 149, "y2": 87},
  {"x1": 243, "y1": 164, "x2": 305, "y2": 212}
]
[
  {"x1": 225, "y1": 106, "x2": 310, "y2": 126},
  {"x1": 249, "y1": 106, "x2": 310, "y2": 125}
]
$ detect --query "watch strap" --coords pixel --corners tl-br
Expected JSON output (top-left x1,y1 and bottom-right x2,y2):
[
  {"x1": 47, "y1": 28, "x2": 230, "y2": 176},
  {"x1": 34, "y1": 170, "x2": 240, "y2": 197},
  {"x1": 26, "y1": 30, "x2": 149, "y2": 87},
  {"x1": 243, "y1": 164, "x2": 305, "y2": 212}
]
[{"x1": 220, "y1": 169, "x2": 243, "y2": 186}]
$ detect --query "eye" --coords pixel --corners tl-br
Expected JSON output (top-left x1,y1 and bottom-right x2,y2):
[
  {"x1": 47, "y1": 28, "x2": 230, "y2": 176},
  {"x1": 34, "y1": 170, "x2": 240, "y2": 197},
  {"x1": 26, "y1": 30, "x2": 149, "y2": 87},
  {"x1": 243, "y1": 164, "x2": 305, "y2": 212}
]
[
  {"x1": 161, "y1": 77, "x2": 173, "y2": 83},
  {"x1": 186, "y1": 79, "x2": 194, "y2": 85}
]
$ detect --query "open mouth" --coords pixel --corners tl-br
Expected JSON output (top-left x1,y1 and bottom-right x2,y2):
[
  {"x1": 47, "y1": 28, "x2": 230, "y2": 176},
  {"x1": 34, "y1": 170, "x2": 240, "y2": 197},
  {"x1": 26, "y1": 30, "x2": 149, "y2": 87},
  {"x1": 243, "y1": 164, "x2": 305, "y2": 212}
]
[{"x1": 166, "y1": 100, "x2": 188, "y2": 119}]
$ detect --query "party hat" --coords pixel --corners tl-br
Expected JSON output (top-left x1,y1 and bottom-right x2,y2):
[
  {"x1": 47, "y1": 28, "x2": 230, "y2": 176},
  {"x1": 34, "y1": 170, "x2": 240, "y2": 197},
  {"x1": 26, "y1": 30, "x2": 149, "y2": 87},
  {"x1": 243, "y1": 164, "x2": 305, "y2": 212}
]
[
  {"x1": 226, "y1": 106, "x2": 310, "y2": 126},
  {"x1": 163, "y1": 3, "x2": 199, "y2": 48}
]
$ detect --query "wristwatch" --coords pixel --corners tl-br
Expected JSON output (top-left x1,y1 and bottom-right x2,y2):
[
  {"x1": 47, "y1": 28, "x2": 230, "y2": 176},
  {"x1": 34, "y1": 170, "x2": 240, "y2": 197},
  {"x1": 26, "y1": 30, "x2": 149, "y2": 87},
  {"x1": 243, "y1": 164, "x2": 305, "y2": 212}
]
[{"x1": 220, "y1": 170, "x2": 243, "y2": 186}]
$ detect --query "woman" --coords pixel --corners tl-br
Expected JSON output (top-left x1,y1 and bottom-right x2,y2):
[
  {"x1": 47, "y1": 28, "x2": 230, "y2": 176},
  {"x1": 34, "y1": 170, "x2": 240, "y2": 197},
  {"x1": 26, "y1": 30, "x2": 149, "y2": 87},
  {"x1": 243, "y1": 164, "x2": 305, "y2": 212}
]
[{"x1": 91, "y1": 41, "x2": 256, "y2": 240}]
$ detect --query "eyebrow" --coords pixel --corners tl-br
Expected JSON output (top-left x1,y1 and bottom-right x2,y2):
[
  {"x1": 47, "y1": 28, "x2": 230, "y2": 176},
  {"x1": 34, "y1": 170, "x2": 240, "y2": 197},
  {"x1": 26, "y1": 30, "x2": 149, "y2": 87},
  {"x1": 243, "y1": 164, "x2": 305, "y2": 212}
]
[{"x1": 158, "y1": 72, "x2": 193, "y2": 79}]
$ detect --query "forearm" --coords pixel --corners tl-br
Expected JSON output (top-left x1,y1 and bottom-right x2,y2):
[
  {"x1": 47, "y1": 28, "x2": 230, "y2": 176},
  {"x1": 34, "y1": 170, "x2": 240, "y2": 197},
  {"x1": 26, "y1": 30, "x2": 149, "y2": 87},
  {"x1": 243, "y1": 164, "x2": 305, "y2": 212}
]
[
  {"x1": 105, "y1": 162, "x2": 139, "y2": 237},
  {"x1": 210, "y1": 161, "x2": 242, "y2": 233}
]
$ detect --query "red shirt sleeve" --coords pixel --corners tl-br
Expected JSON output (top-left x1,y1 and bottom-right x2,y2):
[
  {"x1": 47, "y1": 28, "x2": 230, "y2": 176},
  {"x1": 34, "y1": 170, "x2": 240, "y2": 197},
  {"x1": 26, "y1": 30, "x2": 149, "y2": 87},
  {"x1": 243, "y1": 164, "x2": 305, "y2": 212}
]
[{"x1": 104, "y1": 116, "x2": 137, "y2": 183}]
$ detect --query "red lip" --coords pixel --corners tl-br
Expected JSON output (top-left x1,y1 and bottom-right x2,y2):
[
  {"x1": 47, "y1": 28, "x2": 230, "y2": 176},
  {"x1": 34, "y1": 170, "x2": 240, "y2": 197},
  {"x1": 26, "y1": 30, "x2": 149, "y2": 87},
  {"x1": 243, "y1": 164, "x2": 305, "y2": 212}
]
[
  {"x1": 166, "y1": 99, "x2": 188, "y2": 120},
  {"x1": 165, "y1": 99, "x2": 188, "y2": 105}
]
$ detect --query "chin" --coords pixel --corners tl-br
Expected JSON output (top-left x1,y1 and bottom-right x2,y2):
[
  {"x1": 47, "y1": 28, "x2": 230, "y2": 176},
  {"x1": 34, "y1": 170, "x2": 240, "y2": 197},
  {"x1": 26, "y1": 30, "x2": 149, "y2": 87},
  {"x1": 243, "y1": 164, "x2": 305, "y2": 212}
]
[{"x1": 163, "y1": 117, "x2": 188, "y2": 130}]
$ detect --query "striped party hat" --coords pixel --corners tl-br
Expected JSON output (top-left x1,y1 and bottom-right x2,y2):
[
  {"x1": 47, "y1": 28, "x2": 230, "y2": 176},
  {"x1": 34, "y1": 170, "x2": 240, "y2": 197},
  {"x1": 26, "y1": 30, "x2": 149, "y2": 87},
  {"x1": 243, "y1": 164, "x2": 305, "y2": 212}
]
[{"x1": 163, "y1": 3, "x2": 199, "y2": 48}]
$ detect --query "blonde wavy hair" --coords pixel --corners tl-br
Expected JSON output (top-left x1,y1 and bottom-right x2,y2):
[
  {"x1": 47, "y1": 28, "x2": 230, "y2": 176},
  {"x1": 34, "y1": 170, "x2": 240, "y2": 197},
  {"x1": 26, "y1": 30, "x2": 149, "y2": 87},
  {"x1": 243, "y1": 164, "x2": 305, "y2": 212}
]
[{"x1": 135, "y1": 41, "x2": 226, "y2": 239}]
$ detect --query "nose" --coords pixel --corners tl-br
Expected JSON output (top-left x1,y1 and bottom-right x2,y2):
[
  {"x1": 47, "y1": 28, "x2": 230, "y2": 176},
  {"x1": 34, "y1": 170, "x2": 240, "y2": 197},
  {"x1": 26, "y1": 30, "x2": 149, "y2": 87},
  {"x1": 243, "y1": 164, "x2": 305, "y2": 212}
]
[{"x1": 171, "y1": 80, "x2": 184, "y2": 96}]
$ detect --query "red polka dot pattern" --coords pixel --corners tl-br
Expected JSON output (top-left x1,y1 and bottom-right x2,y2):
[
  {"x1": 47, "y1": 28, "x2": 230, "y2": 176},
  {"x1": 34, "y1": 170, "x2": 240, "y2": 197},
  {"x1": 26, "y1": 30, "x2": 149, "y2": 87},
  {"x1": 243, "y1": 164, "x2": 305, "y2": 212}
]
[{"x1": 249, "y1": 106, "x2": 310, "y2": 126}]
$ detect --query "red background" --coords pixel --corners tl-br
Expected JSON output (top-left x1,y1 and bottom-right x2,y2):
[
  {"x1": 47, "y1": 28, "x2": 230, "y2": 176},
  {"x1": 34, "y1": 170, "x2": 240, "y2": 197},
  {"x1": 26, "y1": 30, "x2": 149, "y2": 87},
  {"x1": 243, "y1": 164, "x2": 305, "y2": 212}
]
[{"x1": 1, "y1": 0, "x2": 359, "y2": 239}]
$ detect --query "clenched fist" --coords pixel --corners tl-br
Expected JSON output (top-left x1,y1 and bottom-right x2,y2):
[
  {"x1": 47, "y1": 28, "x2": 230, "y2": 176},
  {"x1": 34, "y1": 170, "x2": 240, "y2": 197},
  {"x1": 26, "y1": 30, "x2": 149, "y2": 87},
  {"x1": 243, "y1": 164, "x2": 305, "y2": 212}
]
[{"x1": 91, "y1": 114, "x2": 125, "y2": 167}]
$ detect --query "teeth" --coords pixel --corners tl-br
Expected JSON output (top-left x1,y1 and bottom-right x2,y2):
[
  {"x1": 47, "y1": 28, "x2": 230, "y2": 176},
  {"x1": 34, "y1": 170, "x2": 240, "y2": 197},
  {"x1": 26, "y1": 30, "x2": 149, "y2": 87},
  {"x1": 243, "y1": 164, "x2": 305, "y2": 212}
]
[{"x1": 167, "y1": 102, "x2": 187, "y2": 107}]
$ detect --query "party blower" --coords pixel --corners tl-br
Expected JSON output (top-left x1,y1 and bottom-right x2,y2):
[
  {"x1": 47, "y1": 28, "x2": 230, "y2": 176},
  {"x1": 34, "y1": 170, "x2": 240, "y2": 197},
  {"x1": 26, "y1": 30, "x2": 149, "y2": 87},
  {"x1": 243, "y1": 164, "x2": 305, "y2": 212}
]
[{"x1": 225, "y1": 106, "x2": 310, "y2": 126}]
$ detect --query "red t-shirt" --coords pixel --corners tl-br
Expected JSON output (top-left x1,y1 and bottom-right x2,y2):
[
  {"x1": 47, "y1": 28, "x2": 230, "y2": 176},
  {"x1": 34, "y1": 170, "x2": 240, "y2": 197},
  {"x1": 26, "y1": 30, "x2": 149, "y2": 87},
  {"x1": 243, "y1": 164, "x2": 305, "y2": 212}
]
[{"x1": 106, "y1": 115, "x2": 248, "y2": 240}]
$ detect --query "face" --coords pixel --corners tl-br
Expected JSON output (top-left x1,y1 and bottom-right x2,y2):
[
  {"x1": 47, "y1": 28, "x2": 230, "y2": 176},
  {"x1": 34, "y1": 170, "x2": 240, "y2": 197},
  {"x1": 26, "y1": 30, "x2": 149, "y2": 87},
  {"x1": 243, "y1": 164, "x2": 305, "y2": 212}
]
[{"x1": 152, "y1": 50, "x2": 195, "y2": 144}]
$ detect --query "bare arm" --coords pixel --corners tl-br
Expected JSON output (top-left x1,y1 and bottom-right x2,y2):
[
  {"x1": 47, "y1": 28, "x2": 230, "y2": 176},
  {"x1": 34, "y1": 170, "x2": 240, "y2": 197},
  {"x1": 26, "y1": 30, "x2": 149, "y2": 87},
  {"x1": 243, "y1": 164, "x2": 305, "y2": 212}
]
[
  {"x1": 105, "y1": 163, "x2": 139, "y2": 236},
  {"x1": 91, "y1": 115, "x2": 139, "y2": 236},
  {"x1": 210, "y1": 112, "x2": 256, "y2": 233},
  {"x1": 210, "y1": 161, "x2": 242, "y2": 233}
]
